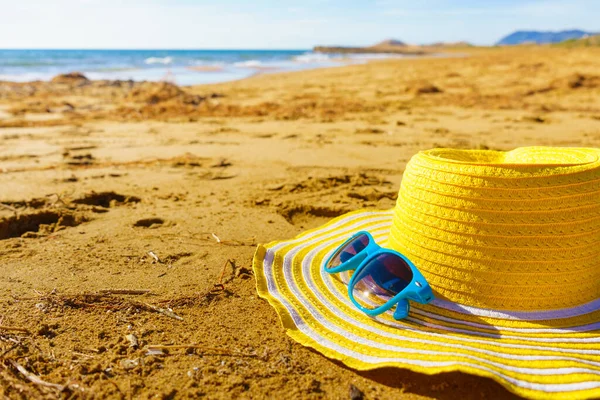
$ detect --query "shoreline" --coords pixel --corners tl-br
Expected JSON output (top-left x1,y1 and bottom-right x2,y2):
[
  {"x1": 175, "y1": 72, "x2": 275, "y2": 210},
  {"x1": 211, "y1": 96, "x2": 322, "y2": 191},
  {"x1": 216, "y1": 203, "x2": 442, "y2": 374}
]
[
  {"x1": 184, "y1": 51, "x2": 465, "y2": 88},
  {"x1": 0, "y1": 50, "x2": 447, "y2": 87},
  {"x1": 0, "y1": 54, "x2": 455, "y2": 90}
]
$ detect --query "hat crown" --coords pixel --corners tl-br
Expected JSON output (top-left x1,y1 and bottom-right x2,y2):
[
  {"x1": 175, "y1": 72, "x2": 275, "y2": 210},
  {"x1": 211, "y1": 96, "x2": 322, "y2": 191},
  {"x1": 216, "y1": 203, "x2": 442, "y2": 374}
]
[{"x1": 388, "y1": 147, "x2": 600, "y2": 311}]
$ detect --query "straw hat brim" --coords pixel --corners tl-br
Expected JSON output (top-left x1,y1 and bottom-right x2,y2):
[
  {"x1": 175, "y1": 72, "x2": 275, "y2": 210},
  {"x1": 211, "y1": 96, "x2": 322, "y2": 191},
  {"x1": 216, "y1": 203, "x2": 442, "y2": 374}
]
[{"x1": 253, "y1": 209, "x2": 600, "y2": 400}]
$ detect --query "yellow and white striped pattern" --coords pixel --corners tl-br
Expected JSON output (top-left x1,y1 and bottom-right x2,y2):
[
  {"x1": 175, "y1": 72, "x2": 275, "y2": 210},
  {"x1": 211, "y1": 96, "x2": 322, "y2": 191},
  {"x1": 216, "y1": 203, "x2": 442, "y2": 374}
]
[
  {"x1": 253, "y1": 211, "x2": 600, "y2": 399},
  {"x1": 253, "y1": 147, "x2": 600, "y2": 399}
]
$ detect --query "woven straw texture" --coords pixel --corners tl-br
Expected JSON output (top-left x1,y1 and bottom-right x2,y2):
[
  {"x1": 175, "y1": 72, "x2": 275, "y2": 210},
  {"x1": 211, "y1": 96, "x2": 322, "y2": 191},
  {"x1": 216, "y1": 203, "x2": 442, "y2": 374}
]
[
  {"x1": 253, "y1": 147, "x2": 600, "y2": 400},
  {"x1": 389, "y1": 147, "x2": 600, "y2": 311}
]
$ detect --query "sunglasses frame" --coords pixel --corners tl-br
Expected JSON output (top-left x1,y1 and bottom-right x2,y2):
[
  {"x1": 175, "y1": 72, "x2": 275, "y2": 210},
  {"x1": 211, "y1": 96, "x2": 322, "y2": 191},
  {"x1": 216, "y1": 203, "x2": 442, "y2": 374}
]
[{"x1": 324, "y1": 231, "x2": 434, "y2": 320}]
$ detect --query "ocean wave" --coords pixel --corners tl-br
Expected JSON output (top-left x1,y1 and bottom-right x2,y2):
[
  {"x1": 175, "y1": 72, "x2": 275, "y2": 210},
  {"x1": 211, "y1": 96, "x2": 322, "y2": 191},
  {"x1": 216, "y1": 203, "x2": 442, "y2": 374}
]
[
  {"x1": 233, "y1": 60, "x2": 262, "y2": 68},
  {"x1": 192, "y1": 60, "x2": 225, "y2": 66},
  {"x1": 0, "y1": 72, "x2": 52, "y2": 82},
  {"x1": 0, "y1": 60, "x2": 57, "y2": 67},
  {"x1": 293, "y1": 53, "x2": 331, "y2": 63},
  {"x1": 144, "y1": 56, "x2": 173, "y2": 65}
]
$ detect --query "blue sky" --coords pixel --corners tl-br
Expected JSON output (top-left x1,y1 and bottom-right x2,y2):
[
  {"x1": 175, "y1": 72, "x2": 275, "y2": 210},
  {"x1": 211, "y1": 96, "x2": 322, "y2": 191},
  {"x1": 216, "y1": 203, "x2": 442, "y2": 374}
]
[{"x1": 0, "y1": 0, "x2": 597, "y2": 49}]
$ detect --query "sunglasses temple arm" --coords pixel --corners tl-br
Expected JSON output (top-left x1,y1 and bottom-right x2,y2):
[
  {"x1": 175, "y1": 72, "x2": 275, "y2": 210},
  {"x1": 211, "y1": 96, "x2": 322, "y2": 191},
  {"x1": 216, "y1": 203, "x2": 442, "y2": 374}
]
[{"x1": 393, "y1": 299, "x2": 410, "y2": 320}]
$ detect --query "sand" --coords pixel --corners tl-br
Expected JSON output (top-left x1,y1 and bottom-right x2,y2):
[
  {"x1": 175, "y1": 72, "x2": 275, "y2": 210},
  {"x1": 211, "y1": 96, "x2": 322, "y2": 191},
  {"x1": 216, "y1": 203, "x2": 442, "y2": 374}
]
[{"x1": 0, "y1": 46, "x2": 599, "y2": 399}]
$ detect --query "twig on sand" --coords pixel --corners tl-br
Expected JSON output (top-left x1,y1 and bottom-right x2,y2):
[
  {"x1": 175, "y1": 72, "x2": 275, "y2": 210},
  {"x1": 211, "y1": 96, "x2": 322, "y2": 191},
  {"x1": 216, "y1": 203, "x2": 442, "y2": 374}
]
[
  {"x1": 9, "y1": 360, "x2": 65, "y2": 391},
  {"x1": 210, "y1": 174, "x2": 237, "y2": 180},
  {"x1": 0, "y1": 326, "x2": 30, "y2": 334},
  {"x1": 0, "y1": 202, "x2": 18, "y2": 214},
  {"x1": 145, "y1": 344, "x2": 258, "y2": 358},
  {"x1": 200, "y1": 231, "x2": 256, "y2": 246},
  {"x1": 16, "y1": 290, "x2": 183, "y2": 321},
  {"x1": 215, "y1": 236, "x2": 255, "y2": 246},
  {"x1": 148, "y1": 251, "x2": 160, "y2": 263},
  {"x1": 199, "y1": 171, "x2": 237, "y2": 180},
  {"x1": 134, "y1": 302, "x2": 183, "y2": 321},
  {"x1": 98, "y1": 289, "x2": 151, "y2": 295},
  {"x1": 155, "y1": 259, "x2": 244, "y2": 308},
  {"x1": 217, "y1": 259, "x2": 235, "y2": 289},
  {"x1": 71, "y1": 351, "x2": 96, "y2": 359},
  {"x1": 0, "y1": 342, "x2": 21, "y2": 359},
  {"x1": 46, "y1": 193, "x2": 67, "y2": 207},
  {"x1": 160, "y1": 232, "x2": 256, "y2": 246}
]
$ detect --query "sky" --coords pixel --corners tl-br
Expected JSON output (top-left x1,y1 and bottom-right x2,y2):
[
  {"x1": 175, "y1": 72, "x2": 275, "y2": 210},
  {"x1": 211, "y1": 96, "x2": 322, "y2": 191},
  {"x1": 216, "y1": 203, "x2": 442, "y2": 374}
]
[{"x1": 0, "y1": 0, "x2": 598, "y2": 49}]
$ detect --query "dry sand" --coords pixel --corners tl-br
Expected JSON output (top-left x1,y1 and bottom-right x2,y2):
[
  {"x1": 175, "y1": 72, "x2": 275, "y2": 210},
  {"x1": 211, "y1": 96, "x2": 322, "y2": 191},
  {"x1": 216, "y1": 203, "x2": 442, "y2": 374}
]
[{"x1": 1, "y1": 46, "x2": 600, "y2": 399}]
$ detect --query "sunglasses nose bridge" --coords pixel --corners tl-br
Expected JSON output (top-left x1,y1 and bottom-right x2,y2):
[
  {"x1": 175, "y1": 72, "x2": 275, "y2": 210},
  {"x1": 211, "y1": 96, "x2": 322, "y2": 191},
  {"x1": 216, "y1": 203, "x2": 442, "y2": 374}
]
[{"x1": 411, "y1": 282, "x2": 434, "y2": 304}]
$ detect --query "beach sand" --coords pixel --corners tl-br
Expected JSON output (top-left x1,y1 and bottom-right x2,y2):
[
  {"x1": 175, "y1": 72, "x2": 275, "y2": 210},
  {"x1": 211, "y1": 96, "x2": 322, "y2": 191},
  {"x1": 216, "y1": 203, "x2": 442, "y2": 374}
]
[{"x1": 1, "y1": 46, "x2": 599, "y2": 399}]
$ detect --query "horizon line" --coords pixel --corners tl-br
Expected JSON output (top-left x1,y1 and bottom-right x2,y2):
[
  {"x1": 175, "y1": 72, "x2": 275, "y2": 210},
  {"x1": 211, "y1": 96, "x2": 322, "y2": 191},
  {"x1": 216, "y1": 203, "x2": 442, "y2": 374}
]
[{"x1": 0, "y1": 47, "x2": 313, "y2": 51}]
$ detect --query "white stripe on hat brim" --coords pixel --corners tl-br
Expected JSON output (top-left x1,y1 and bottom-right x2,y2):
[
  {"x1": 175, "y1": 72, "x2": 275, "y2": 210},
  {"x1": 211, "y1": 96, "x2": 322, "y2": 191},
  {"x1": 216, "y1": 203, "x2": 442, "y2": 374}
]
[
  {"x1": 301, "y1": 241, "x2": 600, "y2": 371},
  {"x1": 409, "y1": 308, "x2": 600, "y2": 334},
  {"x1": 268, "y1": 215, "x2": 600, "y2": 360},
  {"x1": 286, "y1": 220, "x2": 600, "y2": 361},
  {"x1": 261, "y1": 239, "x2": 600, "y2": 395},
  {"x1": 258, "y1": 209, "x2": 600, "y2": 397},
  {"x1": 272, "y1": 295, "x2": 600, "y2": 395}
]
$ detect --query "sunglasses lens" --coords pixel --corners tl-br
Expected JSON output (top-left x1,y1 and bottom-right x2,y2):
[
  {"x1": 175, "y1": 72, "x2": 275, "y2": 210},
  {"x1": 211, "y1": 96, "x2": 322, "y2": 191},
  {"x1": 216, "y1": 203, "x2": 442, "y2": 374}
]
[
  {"x1": 326, "y1": 233, "x2": 370, "y2": 271},
  {"x1": 351, "y1": 253, "x2": 413, "y2": 309}
]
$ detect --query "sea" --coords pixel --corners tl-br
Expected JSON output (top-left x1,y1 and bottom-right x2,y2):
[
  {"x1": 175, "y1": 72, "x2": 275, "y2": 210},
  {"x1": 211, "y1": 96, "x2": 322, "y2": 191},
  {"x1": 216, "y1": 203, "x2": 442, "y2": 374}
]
[{"x1": 0, "y1": 49, "x2": 401, "y2": 86}]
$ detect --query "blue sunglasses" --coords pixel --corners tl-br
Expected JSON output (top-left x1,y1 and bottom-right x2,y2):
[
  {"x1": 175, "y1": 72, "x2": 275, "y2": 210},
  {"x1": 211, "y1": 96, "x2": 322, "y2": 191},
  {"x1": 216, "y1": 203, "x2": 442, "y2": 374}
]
[{"x1": 324, "y1": 231, "x2": 434, "y2": 320}]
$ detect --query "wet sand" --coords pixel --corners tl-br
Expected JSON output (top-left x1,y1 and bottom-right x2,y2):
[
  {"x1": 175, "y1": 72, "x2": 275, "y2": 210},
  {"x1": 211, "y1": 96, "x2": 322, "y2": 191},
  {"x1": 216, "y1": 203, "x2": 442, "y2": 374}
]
[{"x1": 1, "y1": 46, "x2": 599, "y2": 399}]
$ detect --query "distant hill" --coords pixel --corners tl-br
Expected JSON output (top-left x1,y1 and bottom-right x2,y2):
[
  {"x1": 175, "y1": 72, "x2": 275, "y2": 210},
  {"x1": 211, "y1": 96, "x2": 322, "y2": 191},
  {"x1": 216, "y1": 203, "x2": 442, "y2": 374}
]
[
  {"x1": 314, "y1": 39, "x2": 429, "y2": 55},
  {"x1": 427, "y1": 41, "x2": 473, "y2": 48},
  {"x1": 496, "y1": 30, "x2": 596, "y2": 45},
  {"x1": 372, "y1": 39, "x2": 406, "y2": 48},
  {"x1": 556, "y1": 34, "x2": 600, "y2": 47}
]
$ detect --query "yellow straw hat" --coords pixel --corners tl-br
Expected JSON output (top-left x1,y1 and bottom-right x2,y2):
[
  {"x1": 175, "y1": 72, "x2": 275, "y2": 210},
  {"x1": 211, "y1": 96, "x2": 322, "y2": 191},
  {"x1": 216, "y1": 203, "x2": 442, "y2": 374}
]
[{"x1": 253, "y1": 147, "x2": 600, "y2": 400}]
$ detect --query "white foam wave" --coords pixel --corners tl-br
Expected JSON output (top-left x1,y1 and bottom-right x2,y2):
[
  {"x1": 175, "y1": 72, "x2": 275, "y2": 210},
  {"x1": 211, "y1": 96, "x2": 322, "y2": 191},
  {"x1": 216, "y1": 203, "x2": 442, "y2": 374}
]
[
  {"x1": 192, "y1": 60, "x2": 225, "y2": 66},
  {"x1": 233, "y1": 60, "x2": 262, "y2": 68},
  {"x1": 294, "y1": 53, "x2": 331, "y2": 63},
  {"x1": 144, "y1": 56, "x2": 173, "y2": 65}
]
